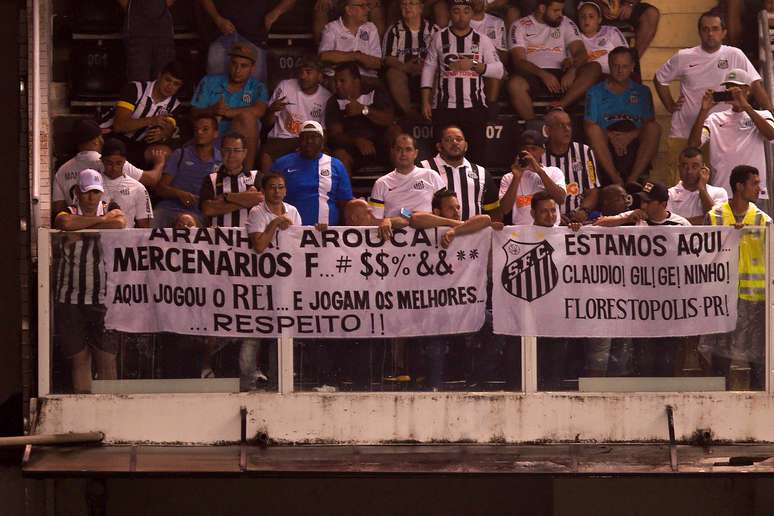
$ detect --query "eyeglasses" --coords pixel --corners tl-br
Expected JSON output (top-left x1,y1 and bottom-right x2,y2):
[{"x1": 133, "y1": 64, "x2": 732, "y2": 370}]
[{"x1": 222, "y1": 147, "x2": 246, "y2": 154}]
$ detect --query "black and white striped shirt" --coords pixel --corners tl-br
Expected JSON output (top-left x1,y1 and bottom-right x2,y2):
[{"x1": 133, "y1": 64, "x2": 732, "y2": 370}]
[
  {"x1": 99, "y1": 80, "x2": 182, "y2": 142},
  {"x1": 421, "y1": 27, "x2": 504, "y2": 109},
  {"x1": 199, "y1": 167, "x2": 259, "y2": 228},
  {"x1": 420, "y1": 154, "x2": 499, "y2": 220},
  {"x1": 541, "y1": 142, "x2": 599, "y2": 216},
  {"x1": 383, "y1": 18, "x2": 435, "y2": 63},
  {"x1": 54, "y1": 202, "x2": 111, "y2": 305}
]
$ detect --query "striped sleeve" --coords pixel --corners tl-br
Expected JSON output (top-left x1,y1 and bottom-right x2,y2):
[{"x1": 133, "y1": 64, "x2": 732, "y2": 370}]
[
  {"x1": 383, "y1": 24, "x2": 397, "y2": 58},
  {"x1": 368, "y1": 178, "x2": 387, "y2": 219},
  {"x1": 116, "y1": 81, "x2": 141, "y2": 112},
  {"x1": 481, "y1": 169, "x2": 500, "y2": 212}
]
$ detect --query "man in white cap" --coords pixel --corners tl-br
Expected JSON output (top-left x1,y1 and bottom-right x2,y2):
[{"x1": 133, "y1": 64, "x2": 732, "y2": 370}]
[
  {"x1": 54, "y1": 169, "x2": 127, "y2": 394},
  {"x1": 688, "y1": 68, "x2": 774, "y2": 200},
  {"x1": 271, "y1": 120, "x2": 353, "y2": 226}
]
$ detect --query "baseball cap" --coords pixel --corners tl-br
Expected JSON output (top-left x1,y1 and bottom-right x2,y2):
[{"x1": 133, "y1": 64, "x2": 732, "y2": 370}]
[
  {"x1": 299, "y1": 120, "x2": 324, "y2": 137},
  {"x1": 78, "y1": 169, "x2": 104, "y2": 193},
  {"x1": 101, "y1": 138, "x2": 127, "y2": 158},
  {"x1": 722, "y1": 68, "x2": 752, "y2": 87},
  {"x1": 638, "y1": 181, "x2": 669, "y2": 203},
  {"x1": 228, "y1": 43, "x2": 257, "y2": 63},
  {"x1": 74, "y1": 119, "x2": 102, "y2": 146},
  {"x1": 521, "y1": 129, "x2": 546, "y2": 147},
  {"x1": 577, "y1": 1, "x2": 602, "y2": 13}
]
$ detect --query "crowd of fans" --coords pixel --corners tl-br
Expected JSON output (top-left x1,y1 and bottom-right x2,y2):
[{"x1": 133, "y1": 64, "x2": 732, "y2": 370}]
[{"x1": 51, "y1": 0, "x2": 773, "y2": 393}]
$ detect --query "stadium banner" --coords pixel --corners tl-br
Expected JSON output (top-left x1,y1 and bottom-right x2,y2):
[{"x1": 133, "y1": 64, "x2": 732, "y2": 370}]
[
  {"x1": 102, "y1": 226, "x2": 491, "y2": 338},
  {"x1": 492, "y1": 226, "x2": 741, "y2": 338}
]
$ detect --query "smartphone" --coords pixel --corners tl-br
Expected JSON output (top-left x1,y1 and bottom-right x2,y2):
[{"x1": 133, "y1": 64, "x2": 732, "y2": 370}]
[
  {"x1": 712, "y1": 90, "x2": 733, "y2": 102},
  {"x1": 517, "y1": 152, "x2": 530, "y2": 168}
]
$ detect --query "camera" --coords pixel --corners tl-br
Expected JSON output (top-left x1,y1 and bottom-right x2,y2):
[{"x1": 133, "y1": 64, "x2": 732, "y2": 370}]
[
  {"x1": 517, "y1": 152, "x2": 530, "y2": 168},
  {"x1": 712, "y1": 90, "x2": 733, "y2": 102}
]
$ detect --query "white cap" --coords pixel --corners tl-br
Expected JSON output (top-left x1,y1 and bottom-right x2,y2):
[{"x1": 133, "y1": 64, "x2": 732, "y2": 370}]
[
  {"x1": 299, "y1": 120, "x2": 324, "y2": 137},
  {"x1": 722, "y1": 68, "x2": 752, "y2": 87},
  {"x1": 78, "y1": 169, "x2": 104, "y2": 193}
]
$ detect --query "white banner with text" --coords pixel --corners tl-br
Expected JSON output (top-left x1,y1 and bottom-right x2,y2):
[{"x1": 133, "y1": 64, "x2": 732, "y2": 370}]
[
  {"x1": 492, "y1": 226, "x2": 741, "y2": 337},
  {"x1": 102, "y1": 226, "x2": 491, "y2": 338}
]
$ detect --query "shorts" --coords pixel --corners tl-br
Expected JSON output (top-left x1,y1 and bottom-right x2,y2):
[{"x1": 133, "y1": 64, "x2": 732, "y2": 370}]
[
  {"x1": 55, "y1": 303, "x2": 119, "y2": 358},
  {"x1": 523, "y1": 68, "x2": 563, "y2": 99},
  {"x1": 262, "y1": 137, "x2": 300, "y2": 162}
]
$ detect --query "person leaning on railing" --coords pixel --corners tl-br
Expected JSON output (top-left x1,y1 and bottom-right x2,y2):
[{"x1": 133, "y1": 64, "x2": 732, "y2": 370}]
[{"x1": 702, "y1": 165, "x2": 772, "y2": 390}]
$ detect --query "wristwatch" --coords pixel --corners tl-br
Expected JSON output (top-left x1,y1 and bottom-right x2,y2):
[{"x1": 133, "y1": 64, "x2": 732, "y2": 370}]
[{"x1": 361, "y1": 105, "x2": 370, "y2": 116}]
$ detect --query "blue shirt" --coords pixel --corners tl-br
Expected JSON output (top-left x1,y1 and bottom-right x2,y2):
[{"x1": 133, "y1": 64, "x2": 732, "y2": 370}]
[
  {"x1": 191, "y1": 74, "x2": 269, "y2": 134},
  {"x1": 156, "y1": 145, "x2": 222, "y2": 214},
  {"x1": 272, "y1": 152, "x2": 353, "y2": 225},
  {"x1": 584, "y1": 79, "x2": 654, "y2": 131}
]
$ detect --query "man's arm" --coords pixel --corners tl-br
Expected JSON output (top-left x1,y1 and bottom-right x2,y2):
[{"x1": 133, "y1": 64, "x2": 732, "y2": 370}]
[
  {"x1": 654, "y1": 80, "x2": 679, "y2": 114},
  {"x1": 498, "y1": 169, "x2": 521, "y2": 216},
  {"x1": 751, "y1": 80, "x2": 774, "y2": 111},
  {"x1": 265, "y1": 0, "x2": 297, "y2": 30},
  {"x1": 409, "y1": 212, "x2": 463, "y2": 229},
  {"x1": 198, "y1": 0, "x2": 237, "y2": 35},
  {"x1": 55, "y1": 209, "x2": 127, "y2": 230},
  {"x1": 594, "y1": 210, "x2": 644, "y2": 227},
  {"x1": 687, "y1": 90, "x2": 715, "y2": 148},
  {"x1": 224, "y1": 190, "x2": 264, "y2": 209},
  {"x1": 112, "y1": 107, "x2": 171, "y2": 135},
  {"x1": 566, "y1": 40, "x2": 589, "y2": 68},
  {"x1": 137, "y1": 152, "x2": 166, "y2": 188},
  {"x1": 509, "y1": 47, "x2": 545, "y2": 78},
  {"x1": 250, "y1": 217, "x2": 290, "y2": 253}
]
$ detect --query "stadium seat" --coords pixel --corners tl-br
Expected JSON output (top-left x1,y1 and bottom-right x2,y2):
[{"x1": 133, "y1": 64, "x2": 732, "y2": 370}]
[
  {"x1": 70, "y1": 39, "x2": 126, "y2": 99},
  {"x1": 71, "y1": 0, "x2": 123, "y2": 34},
  {"x1": 170, "y1": 0, "x2": 196, "y2": 33},
  {"x1": 267, "y1": 0, "x2": 315, "y2": 35},
  {"x1": 265, "y1": 40, "x2": 317, "y2": 92},
  {"x1": 480, "y1": 113, "x2": 522, "y2": 168},
  {"x1": 175, "y1": 40, "x2": 205, "y2": 100},
  {"x1": 398, "y1": 119, "x2": 436, "y2": 162}
]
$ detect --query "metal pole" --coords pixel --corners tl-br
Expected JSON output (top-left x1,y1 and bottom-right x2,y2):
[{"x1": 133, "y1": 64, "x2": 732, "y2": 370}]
[
  {"x1": 0, "y1": 431, "x2": 104, "y2": 447},
  {"x1": 522, "y1": 336, "x2": 538, "y2": 393},
  {"x1": 37, "y1": 227, "x2": 50, "y2": 397},
  {"x1": 278, "y1": 331, "x2": 294, "y2": 394}
]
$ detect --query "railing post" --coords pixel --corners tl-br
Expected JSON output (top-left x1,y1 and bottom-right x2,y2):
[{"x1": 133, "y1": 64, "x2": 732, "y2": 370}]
[
  {"x1": 522, "y1": 336, "x2": 538, "y2": 393},
  {"x1": 37, "y1": 227, "x2": 51, "y2": 397},
  {"x1": 277, "y1": 331, "x2": 294, "y2": 394},
  {"x1": 766, "y1": 224, "x2": 772, "y2": 394}
]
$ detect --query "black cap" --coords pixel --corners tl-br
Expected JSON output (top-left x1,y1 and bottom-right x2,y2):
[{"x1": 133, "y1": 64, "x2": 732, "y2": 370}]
[
  {"x1": 101, "y1": 138, "x2": 127, "y2": 158},
  {"x1": 639, "y1": 181, "x2": 669, "y2": 203},
  {"x1": 521, "y1": 129, "x2": 546, "y2": 147},
  {"x1": 74, "y1": 119, "x2": 102, "y2": 146}
]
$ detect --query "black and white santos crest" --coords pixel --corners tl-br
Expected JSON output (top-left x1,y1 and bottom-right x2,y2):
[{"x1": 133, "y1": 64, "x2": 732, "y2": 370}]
[{"x1": 501, "y1": 239, "x2": 558, "y2": 302}]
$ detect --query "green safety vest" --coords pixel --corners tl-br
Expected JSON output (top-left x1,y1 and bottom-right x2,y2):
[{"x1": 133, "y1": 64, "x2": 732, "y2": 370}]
[{"x1": 708, "y1": 202, "x2": 767, "y2": 301}]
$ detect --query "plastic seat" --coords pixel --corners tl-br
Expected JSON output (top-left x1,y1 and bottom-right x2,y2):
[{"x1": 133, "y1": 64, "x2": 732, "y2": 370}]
[{"x1": 70, "y1": 39, "x2": 126, "y2": 99}]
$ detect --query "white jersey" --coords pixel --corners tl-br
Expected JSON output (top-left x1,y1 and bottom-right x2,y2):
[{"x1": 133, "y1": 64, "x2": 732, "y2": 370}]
[
  {"x1": 52, "y1": 150, "x2": 144, "y2": 205},
  {"x1": 498, "y1": 166, "x2": 566, "y2": 225},
  {"x1": 668, "y1": 181, "x2": 728, "y2": 221},
  {"x1": 580, "y1": 25, "x2": 628, "y2": 75},
  {"x1": 245, "y1": 201, "x2": 302, "y2": 234},
  {"x1": 470, "y1": 13, "x2": 506, "y2": 52},
  {"x1": 421, "y1": 27, "x2": 504, "y2": 109},
  {"x1": 368, "y1": 167, "x2": 445, "y2": 218},
  {"x1": 508, "y1": 15, "x2": 581, "y2": 69},
  {"x1": 655, "y1": 45, "x2": 761, "y2": 139},
  {"x1": 102, "y1": 174, "x2": 153, "y2": 228},
  {"x1": 620, "y1": 209, "x2": 691, "y2": 226},
  {"x1": 319, "y1": 18, "x2": 382, "y2": 77},
  {"x1": 267, "y1": 80, "x2": 331, "y2": 139},
  {"x1": 700, "y1": 108, "x2": 773, "y2": 199}
]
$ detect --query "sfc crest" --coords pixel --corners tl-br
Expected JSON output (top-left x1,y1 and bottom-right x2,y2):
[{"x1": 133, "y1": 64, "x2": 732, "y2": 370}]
[{"x1": 501, "y1": 239, "x2": 558, "y2": 302}]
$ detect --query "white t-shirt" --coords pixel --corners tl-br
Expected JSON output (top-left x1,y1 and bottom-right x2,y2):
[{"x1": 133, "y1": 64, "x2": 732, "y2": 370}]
[
  {"x1": 470, "y1": 13, "x2": 506, "y2": 52},
  {"x1": 368, "y1": 167, "x2": 445, "y2": 218},
  {"x1": 245, "y1": 201, "x2": 302, "y2": 234},
  {"x1": 267, "y1": 80, "x2": 332, "y2": 139},
  {"x1": 655, "y1": 45, "x2": 761, "y2": 139},
  {"x1": 508, "y1": 15, "x2": 581, "y2": 69},
  {"x1": 580, "y1": 25, "x2": 628, "y2": 75},
  {"x1": 498, "y1": 166, "x2": 566, "y2": 225},
  {"x1": 620, "y1": 209, "x2": 691, "y2": 226},
  {"x1": 667, "y1": 181, "x2": 728, "y2": 220},
  {"x1": 319, "y1": 18, "x2": 382, "y2": 77},
  {"x1": 102, "y1": 174, "x2": 153, "y2": 228},
  {"x1": 53, "y1": 150, "x2": 144, "y2": 205},
  {"x1": 700, "y1": 108, "x2": 773, "y2": 199}
]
